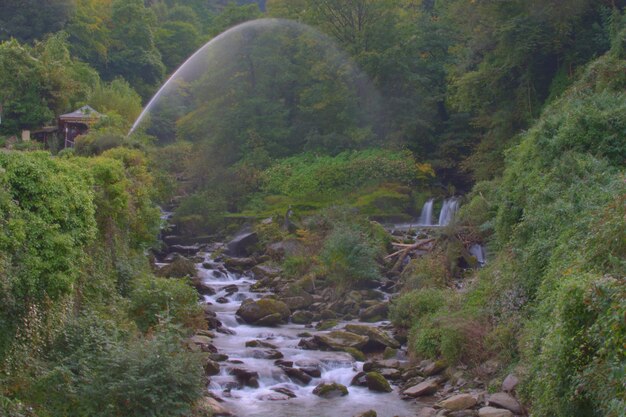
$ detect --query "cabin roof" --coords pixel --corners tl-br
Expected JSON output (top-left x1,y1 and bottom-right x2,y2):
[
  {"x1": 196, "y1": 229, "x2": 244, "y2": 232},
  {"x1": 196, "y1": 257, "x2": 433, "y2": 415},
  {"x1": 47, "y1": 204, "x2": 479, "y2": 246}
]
[{"x1": 59, "y1": 105, "x2": 102, "y2": 121}]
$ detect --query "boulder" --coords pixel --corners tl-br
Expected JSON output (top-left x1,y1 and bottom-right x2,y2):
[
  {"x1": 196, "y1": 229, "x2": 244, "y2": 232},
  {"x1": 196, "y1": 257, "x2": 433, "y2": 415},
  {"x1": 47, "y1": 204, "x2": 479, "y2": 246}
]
[
  {"x1": 225, "y1": 231, "x2": 258, "y2": 257},
  {"x1": 203, "y1": 358, "x2": 220, "y2": 376},
  {"x1": 229, "y1": 368, "x2": 260, "y2": 388},
  {"x1": 251, "y1": 349, "x2": 283, "y2": 360},
  {"x1": 416, "y1": 408, "x2": 437, "y2": 417},
  {"x1": 403, "y1": 378, "x2": 440, "y2": 397},
  {"x1": 251, "y1": 264, "x2": 282, "y2": 279},
  {"x1": 158, "y1": 256, "x2": 196, "y2": 278},
  {"x1": 478, "y1": 407, "x2": 513, "y2": 417},
  {"x1": 271, "y1": 387, "x2": 297, "y2": 398},
  {"x1": 345, "y1": 324, "x2": 400, "y2": 350},
  {"x1": 291, "y1": 310, "x2": 314, "y2": 324},
  {"x1": 236, "y1": 298, "x2": 290, "y2": 326},
  {"x1": 224, "y1": 256, "x2": 257, "y2": 270},
  {"x1": 488, "y1": 393, "x2": 523, "y2": 415},
  {"x1": 365, "y1": 372, "x2": 392, "y2": 392},
  {"x1": 192, "y1": 277, "x2": 216, "y2": 295},
  {"x1": 314, "y1": 331, "x2": 369, "y2": 351},
  {"x1": 421, "y1": 360, "x2": 446, "y2": 377},
  {"x1": 312, "y1": 382, "x2": 349, "y2": 398},
  {"x1": 359, "y1": 303, "x2": 388, "y2": 322},
  {"x1": 281, "y1": 367, "x2": 312, "y2": 385},
  {"x1": 344, "y1": 347, "x2": 366, "y2": 361},
  {"x1": 354, "y1": 411, "x2": 377, "y2": 417},
  {"x1": 193, "y1": 397, "x2": 233, "y2": 417},
  {"x1": 501, "y1": 374, "x2": 519, "y2": 393},
  {"x1": 281, "y1": 294, "x2": 314, "y2": 310},
  {"x1": 245, "y1": 339, "x2": 278, "y2": 349},
  {"x1": 438, "y1": 394, "x2": 477, "y2": 411}
]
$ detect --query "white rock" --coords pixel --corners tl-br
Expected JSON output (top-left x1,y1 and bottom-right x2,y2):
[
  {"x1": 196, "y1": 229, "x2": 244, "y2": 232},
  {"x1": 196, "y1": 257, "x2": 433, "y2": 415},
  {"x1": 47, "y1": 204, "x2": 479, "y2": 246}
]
[
  {"x1": 439, "y1": 393, "x2": 477, "y2": 411},
  {"x1": 478, "y1": 406, "x2": 513, "y2": 417}
]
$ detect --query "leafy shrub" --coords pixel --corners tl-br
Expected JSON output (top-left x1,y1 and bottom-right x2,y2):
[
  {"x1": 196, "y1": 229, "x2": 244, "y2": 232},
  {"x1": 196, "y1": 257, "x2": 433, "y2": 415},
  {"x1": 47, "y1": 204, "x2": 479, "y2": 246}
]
[
  {"x1": 389, "y1": 289, "x2": 447, "y2": 328},
  {"x1": 262, "y1": 149, "x2": 434, "y2": 201},
  {"x1": 174, "y1": 192, "x2": 227, "y2": 235},
  {"x1": 283, "y1": 255, "x2": 313, "y2": 279},
  {"x1": 27, "y1": 317, "x2": 204, "y2": 417},
  {"x1": 319, "y1": 225, "x2": 381, "y2": 287},
  {"x1": 129, "y1": 276, "x2": 204, "y2": 332}
]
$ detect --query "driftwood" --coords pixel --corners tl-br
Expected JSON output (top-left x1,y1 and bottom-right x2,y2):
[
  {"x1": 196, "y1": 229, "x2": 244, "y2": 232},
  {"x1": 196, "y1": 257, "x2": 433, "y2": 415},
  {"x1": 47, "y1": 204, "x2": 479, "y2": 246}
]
[{"x1": 386, "y1": 238, "x2": 435, "y2": 274}]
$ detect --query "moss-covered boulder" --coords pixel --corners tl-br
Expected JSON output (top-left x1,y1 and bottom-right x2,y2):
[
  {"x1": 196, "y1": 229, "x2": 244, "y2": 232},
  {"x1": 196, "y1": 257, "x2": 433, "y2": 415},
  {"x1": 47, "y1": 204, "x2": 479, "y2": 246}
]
[
  {"x1": 359, "y1": 302, "x2": 388, "y2": 322},
  {"x1": 314, "y1": 330, "x2": 369, "y2": 350},
  {"x1": 158, "y1": 256, "x2": 196, "y2": 278},
  {"x1": 236, "y1": 298, "x2": 290, "y2": 326},
  {"x1": 344, "y1": 347, "x2": 366, "y2": 361},
  {"x1": 344, "y1": 324, "x2": 400, "y2": 350},
  {"x1": 365, "y1": 372, "x2": 392, "y2": 392},
  {"x1": 291, "y1": 310, "x2": 314, "y2": 324},
  {"x1": 313, "y1": 382, "x2": 349, "y2": 398}
]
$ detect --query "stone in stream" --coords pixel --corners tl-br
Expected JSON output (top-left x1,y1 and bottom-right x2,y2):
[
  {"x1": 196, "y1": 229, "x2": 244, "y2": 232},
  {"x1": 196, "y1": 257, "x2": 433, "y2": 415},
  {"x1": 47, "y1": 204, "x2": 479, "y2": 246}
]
[
  {"x1": 354, "y1": 411, "x2": 377, "y2": 417},
  {"x1": 192, "y1": 277, "x2": 216, "y2": 296},
  {"x1": 157, "y1": 256, "x2": 196, "y2": 278},
  {"x1": 203, "y1": 358, "x2": 220, "y2": 376},
  {"x1": 271, "y1": 387, "x2": 297, "y2": 398},
  {"x1": 402, "y1": 378, "x2": 440, "y2": 397},
  {"x1": 189, "y1": 335, "x2": 217, "y2": 353},
  {"x1": 359, "y1": 302, "x2": 388, "y2": 322},
  {"x1": 275, "y1": 359, "x2": 293, "y2": 367},
  {"x1": 312, "y1": 382, "x2": 349, "y2": 398},
  {"x1": 281, "y1": 366, "x2": 312, "y2": 385},
  {"x1": 216, "y1": 297, "x2": 229, "y2": 304},
  {"x1": 365, "y1": 372, "x2": 392, "y2": 392},
  {"x1": 416, "y1": 408, "x2": 437, "y2": 417},
  {"x1": 351, "y1": 371, "x2": 368, "y2": 387},
  {"x1": 229, "y1": 368, "x2": 260, "y2": 388},
  {"x1": 343, "y1": 347, "x2": 366, "y2": 361},
  {"x1": 224, "y1": 256, "x2": 257, "y2": 269},
  {"x1": 438, "y1": 393, "x2": 478, "y2": 411},
  {"x1": 291, "y1": 310, "x2": 314, "y2": 324},
  {"x1": 193, "y1": 397, "x2": 233, "y2": 417},
  {"x1": 221, "y1": 284, "x2": 238, "y2": 295},
  {"x1": 487, "y1": 392, "x2": 523, "y2": 415},
  {"x1": 478, "y1": 407, "x2": 514, "y2": 417},
  {"x1": 420, "y1": 359, "x2": 446, "y2": 377},
  {"x1": 251, "y1": 349, "x2": 283, "y2": 360},
  {"x1": 281, "y1": 295, "x2": 314, "y2": 310},
  {"x1": 313, "y1": 330, "x2": 369, "y2": 350},
  {"x1": 225, "y1": 231, "x2": 258, "y2": 257},
  {"x1": 245, "y1": 339, "x2": 278, "y2": 349},
  {"x1": 252, "y1": 264, "x2": 282, "y2": 278},
  {"x1": 344, "y1": 324, "x2": 400, "y2": 350},
  {"x1": 236, "y1": 298, "x2": 290, "y2": 326}
]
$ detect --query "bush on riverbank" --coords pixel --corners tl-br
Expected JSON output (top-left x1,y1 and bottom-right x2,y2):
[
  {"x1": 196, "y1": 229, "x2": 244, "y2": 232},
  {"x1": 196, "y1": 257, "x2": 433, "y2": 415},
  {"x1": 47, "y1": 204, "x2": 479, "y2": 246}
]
[{"x1": 0, "y1": 149, "x2": 205, "y2": 416}]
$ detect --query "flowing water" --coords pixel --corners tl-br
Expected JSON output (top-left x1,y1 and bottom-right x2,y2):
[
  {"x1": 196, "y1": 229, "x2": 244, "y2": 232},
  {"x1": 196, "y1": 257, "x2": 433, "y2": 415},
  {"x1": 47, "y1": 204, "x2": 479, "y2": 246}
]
[
  {"x1": 417, "y1": 199, "x2": 434, "y2": 226},
  {"x1": 437, "y1": 198, "x2": 459, "y2": 227},
  {"x1": 193, "y1": 250, "x2": 424, "y2": 417}
]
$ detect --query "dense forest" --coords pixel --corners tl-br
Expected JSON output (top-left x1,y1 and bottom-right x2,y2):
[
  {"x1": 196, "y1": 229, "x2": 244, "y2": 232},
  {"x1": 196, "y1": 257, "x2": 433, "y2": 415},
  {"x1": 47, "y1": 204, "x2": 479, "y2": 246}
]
[{"x1": 0, "y1": 1, "x2": 624, "y2": 417}]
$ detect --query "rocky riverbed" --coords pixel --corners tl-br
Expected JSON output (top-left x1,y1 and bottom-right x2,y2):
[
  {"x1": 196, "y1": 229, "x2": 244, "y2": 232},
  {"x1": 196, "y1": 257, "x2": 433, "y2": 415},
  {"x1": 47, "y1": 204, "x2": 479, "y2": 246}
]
[{"x1": 155, "y1": 219, "x2": 525, "y2": 417}]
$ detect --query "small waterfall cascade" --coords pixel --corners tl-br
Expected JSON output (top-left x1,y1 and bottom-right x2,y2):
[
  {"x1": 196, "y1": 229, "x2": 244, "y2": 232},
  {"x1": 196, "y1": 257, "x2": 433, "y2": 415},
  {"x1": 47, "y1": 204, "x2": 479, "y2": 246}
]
[
  {"x1": 438, "y1": 198, "x2": 460, "y2": 226},
  {"x1": 418, "y1": 199, "x2": 434, "y2": 226},
  {"x1": 469, "y1": 244, "x2": 487, "y2": 266}
]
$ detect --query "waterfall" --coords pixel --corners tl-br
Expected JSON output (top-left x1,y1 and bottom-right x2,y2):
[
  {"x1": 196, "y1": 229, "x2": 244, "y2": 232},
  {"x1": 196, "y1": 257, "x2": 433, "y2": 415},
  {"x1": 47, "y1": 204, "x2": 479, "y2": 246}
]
[
  {"x1": 469, "y1": 244, "x2": 487, "y2": 266},
  {"x1": 418, "y1": 199, "x2": 434, "y2": 225},
  {"x1": 438, "y1": 198, "x2": 459, "y2": 226}
]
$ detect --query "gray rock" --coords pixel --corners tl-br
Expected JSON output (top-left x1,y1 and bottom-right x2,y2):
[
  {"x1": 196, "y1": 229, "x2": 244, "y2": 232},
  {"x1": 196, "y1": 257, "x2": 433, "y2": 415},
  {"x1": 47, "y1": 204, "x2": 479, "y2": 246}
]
[
  {"x1": 478, "y1": 407, "x2": 513, "y2": 417},
  {"x1": 402, "y1": 378, "x2": 440, "y2": 397},
  {"x1": 438, "y1": 393, "x2": 477, "y2": 411},
  {"x1": 359, "y1": 303, "x2": 388, "y2": 322},
  {"x1": 344, "y1": 324, "x2": 400, "y2": 350},
  {"x1": 501, "y1": 374, "x2": 519, "y2": 393},
  {"x1": 236, "y1": 298, "x2": 290, "y2": 326},
  {"x1": 312, "y1": 382, "x2": 349, "y2": 398},
  {"x1": 488, "y1": 392, "x2": 523, "y2": 415},
  {"x1": 225, "y1": 231, "x2": 258, "y2": 257},
  {"x1": 313, "y1": 331, "x2": 369, "y2": 350}
]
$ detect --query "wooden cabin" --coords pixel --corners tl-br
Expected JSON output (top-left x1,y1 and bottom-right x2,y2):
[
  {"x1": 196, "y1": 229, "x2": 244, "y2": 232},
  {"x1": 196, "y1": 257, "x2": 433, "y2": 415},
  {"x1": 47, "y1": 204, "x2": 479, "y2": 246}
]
[{"x1": 58, "y1": 105, "x2": 102, "y2": 148}]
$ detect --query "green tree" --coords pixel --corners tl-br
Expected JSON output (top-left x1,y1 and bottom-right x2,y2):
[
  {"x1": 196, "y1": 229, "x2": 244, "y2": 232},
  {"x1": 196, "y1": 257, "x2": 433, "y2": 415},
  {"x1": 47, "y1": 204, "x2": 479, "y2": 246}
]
[
  {"x1": 106, "y1": 0, "x2": 165, "y2": 99},
  {"x1": 155, "y1": 21, "x2": 202, "y2": 73},
  {"x1": 0, "y1": 0, "x2": 75, "y2": 43}
]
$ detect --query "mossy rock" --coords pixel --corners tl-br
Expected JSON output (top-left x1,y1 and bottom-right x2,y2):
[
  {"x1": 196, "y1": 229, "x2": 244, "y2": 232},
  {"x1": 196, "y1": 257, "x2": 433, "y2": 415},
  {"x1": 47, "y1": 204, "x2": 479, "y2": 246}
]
[
  {"x1": 291, "y1": 310, "x2": 314, "y2": 324},
  {"x1": 312, "y1": 382, "x2": 349, "y2": 398},
  {"x1": 236, "y1": 298, "x2": 290, "y2": 326},
  {"x1": 344, "y1": 347, "x2": 366, "y2": 361},
  {"x1": 345, "y1": 324, "x2": 400, "y2": 350},
  {"x1": 314, "y1": 330, "x2": 369, "y2": 350},
  {"x1": 158, "y1": 256, "x2": 196, "y2": 278},
  {"x1": 316, "y1": 319, "x2": 339, "y2": 330},
  {"x1": 383, "y1": 347, "x2": 398, "y2": 359},
  {"x1": 365, "y1": 372, "x2": 392, "y2": 392}
]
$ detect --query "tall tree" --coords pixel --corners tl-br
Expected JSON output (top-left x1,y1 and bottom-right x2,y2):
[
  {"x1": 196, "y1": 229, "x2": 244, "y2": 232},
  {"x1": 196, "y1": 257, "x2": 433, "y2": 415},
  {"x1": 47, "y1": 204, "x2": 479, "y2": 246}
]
[
  {"x1": 0, "y1": 0, "x2": 75, "y2": 43},
  {"x1": 106, "y1": 0, "x2": 165, "y2": 99}
]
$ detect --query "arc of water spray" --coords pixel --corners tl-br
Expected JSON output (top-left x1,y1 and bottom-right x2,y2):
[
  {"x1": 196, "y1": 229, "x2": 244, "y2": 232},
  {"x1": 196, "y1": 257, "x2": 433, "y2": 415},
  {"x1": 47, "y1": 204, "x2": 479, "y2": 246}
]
[{"x1": 128, "y1": 18, "x2": 377, "y2": 137}]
